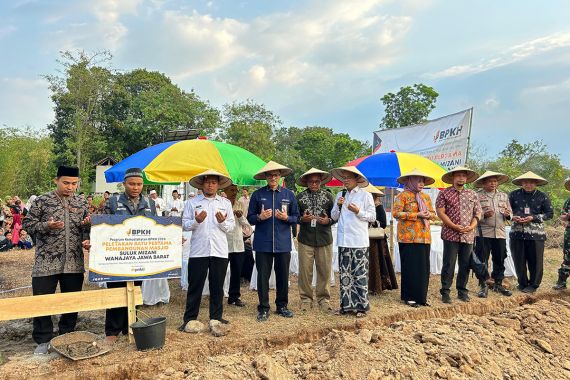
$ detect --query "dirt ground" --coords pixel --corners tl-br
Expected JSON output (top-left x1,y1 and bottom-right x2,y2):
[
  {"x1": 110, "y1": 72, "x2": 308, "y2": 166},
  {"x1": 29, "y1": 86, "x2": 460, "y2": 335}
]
[{"x1": 1, "y1": 248, "x2": 569, "y2": 379}]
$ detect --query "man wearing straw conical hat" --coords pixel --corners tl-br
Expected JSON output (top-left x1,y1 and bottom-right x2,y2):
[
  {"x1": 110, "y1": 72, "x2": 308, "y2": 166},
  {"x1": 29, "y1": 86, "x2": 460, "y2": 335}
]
[
  {"x1": 247, "y1": 161, "x2": 300, "y2": 322},
  {"x1": 553, "y1": 178, "x2": 570, "y2": 290},
  {"x1": 296, "y1": 168, "x2": 335, "y2": 312},
  {"x1": 436, "y1": 166, "x2": 482, "y2": 304},
  {"x1": 473, "y1": 171, "x2": 513, "y2": 298},
  {"x1": 508, "y1": 171, "x2": 553, "y2": 293},
  {"x1": 180, "y1": 169, "x2": 235, "y2": 333},
  {"x1": 330, "y1": 166, "x2": 376, "y2": 317}
]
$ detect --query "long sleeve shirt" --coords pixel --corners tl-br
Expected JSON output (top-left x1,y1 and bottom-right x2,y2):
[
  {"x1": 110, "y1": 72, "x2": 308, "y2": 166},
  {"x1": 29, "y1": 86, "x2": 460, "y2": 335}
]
[
  {"x1": 508, "y1": 189, "x2": 553, "y2": 241},
  {"x1": 247, "y1": 186, "x2": 300, "y2": 253},
  {"x1": 393, "y1": 190, "x2": 435, "y2": 244},
  {"x1": 166, "y1": 198, "x2": 184, "y2": 217},
  {"x1": 183, "y1": 194, "x2": 235, "y2": 259},
  {"x1": 476, "y1": 189, "x2": 512, "y2": 239},
  {"x1": 436, "y1": 187, "x2": 482, "y2": 244},
  {"x1": 331, "y1": 187, "x2": 376, "y2": 248},
  {"x1": 296, "y1": 188, "x2": 335, "y2": 247},
  {"x1": 23, "y1": 191, "x2": 90, "y2": 277},
  {"x1": 227, "y1": 199, "x2": 249, "y2": 253}
]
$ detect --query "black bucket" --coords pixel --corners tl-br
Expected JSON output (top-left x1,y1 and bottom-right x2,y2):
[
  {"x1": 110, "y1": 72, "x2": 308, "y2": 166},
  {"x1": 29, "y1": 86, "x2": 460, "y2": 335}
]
[{"x1": 130, "y1": 317, "x2": 167, "y2": 351}]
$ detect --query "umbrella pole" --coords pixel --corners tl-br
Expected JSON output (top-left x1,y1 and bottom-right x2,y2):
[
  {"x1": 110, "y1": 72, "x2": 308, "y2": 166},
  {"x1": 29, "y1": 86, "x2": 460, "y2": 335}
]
[{"x1": 389, "y1": 188, "x2": 395, "y2": 259}]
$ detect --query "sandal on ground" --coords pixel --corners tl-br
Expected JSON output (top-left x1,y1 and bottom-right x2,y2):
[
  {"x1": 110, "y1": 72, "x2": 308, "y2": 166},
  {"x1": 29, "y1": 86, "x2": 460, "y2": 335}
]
[{"x1": 355, "y1": 311, "x2": 367, "y2": 318}]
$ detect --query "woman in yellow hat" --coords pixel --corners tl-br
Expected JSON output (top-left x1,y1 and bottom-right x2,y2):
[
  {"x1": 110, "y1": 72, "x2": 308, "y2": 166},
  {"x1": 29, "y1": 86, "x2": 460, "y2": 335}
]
[{"x1": 392, "y1": 169, "x2": 436, "y2": 307}]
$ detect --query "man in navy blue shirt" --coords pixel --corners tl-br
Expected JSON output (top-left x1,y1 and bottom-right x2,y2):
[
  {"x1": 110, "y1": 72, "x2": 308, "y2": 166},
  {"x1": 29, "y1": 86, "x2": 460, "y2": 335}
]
[{"x1": 247, "y1": 161, "x2": 300, "y2": 322}]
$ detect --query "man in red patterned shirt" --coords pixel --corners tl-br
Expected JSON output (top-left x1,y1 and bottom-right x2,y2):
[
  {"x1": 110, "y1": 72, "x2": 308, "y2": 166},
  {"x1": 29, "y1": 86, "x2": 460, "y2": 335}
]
[{"x1": 436, "y1": 166, "x2": 482, "y2": 304}]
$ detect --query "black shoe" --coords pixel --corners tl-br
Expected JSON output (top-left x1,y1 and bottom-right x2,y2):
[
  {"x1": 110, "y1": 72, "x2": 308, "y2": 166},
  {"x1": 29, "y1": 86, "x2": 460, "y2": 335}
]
[
  {"x1": 215, "y1": 318, "x2": 230, "y2": 325},
  {"x1": 493, "y1": 284, "x2": 512, "y2": 296},
  {"x1": 276, "y1": 307, "x2": 294, "y2": 318},
  {"x1": 521, "y1": 286, "x2": 536, "y2": 293},
  {"x1": 257, "y1": 311, "x2": 269, "y2": 322},
  {"x1": 477, "y1": 283, "x2": 488, "y2": 298},
  {"x1": 228, "y1": 299, "x2": 246, "y2": 307},
  {"x1": 458, "y1": 294, "x2": 470, "y2": 302},
  {"x1": 177, "y1": 323, "x2": 186, "y2": 332},
  {"x1": 441, "y1": 294, "x2": 452, "y2": 304},
  {"x1": 553, "y1": 282, "x2": 567, "y2": 290}
]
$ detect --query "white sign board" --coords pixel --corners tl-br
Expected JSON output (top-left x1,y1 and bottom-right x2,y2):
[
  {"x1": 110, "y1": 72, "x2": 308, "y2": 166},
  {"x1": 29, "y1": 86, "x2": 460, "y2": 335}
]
[
  {"x1": 88, "y1": 215, "x2": 182, "y2": 282},
  {"x1": 373, "y1": 108, "x2": 472, "y2": 169}
]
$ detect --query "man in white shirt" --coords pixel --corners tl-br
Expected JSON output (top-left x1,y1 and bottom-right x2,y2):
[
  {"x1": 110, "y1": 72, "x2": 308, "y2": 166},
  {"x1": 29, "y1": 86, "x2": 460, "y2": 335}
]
[
  {"x1": 330, "y1": 166, "x2": 376, "y2": 317},
  {"x1": 167, "y1": 190, "x2": 184, "y2": 217},
  {"x1": 149, "y1": 190, "x2": 165, "y2": 216},
  {"x1": 225, "y1": 184, "x2": 250, "y2": 307},
  {"x1": 180, "y1": 170, "x2": 235, "y2": 332}
]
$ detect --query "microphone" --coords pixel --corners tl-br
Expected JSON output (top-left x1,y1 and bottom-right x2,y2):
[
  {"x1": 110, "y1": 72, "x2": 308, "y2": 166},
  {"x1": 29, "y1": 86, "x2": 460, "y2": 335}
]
[{"x1": 339, "y1": 189, "x2": 347, "y2": 211}]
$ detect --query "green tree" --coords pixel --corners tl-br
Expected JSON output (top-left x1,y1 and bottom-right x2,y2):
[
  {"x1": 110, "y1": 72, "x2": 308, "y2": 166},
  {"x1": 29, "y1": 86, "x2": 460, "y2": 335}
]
[
  {"x1": 0, "y1": 128, "x2": 56, "y2": 197},
  {"x1": 45, "y1": 50, "x2": 113, "y2": 187},
  {"x1": 379, "y1": 83, "x2": 439, "y2": 129},
  {"x1": 273, "y1": 126, "x2": 371, "y2": 189},
  {"x1": 220, "y1": 100, "x2": 280, "y2": 161},
  {"x1": 102, "y1": 69, "x2": 221, "y2": 158},
  {"x1": 468, "y1": 139, "x2": 570, "y2": 214}
]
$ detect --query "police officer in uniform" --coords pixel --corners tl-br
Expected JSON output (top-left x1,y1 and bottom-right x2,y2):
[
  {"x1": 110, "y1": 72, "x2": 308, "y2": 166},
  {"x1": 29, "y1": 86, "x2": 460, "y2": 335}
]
[{"x1": 103, "y1": 167, "x2": 157, "y2": 343}]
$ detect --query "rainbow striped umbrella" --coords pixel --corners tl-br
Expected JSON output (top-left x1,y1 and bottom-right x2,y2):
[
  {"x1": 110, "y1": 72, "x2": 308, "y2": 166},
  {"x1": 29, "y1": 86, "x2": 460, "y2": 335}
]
[
  {"x1": 105, "y1": 140, "x2": 267, "y2": 186},
  {"x1": 327, "y1": 151, "x2": 447, "y2": 188}
]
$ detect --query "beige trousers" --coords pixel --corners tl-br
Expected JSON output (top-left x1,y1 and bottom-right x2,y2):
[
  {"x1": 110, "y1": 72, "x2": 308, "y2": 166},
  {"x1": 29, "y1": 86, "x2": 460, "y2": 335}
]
[{"x1": 298, "y1": 242, "x2": 333, "y2": 304}]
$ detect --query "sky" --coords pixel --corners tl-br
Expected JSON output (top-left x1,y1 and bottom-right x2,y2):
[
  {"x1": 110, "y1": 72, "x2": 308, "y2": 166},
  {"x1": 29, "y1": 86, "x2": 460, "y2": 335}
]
[{"x1": 1, "y1": 0, "x2": 569, "y2": 164}]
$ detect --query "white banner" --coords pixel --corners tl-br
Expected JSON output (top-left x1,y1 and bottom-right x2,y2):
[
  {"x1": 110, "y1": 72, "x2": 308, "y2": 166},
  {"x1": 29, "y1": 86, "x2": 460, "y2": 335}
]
[
  {"x1": 88, "y1": 215, "x2": 182, "y2": 282},
  {"x1": 373, "y1": 108, "x2": 472, "y2": 169}
]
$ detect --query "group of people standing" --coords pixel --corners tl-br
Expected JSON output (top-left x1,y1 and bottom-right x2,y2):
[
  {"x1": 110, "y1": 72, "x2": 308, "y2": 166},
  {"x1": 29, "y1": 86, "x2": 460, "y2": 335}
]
[
  {"x1": 21, "y1": 160, "x2": 569, "y2": 352},
  {"x1": 393, "y1": 166, "x2": 560, "y2": 308}
]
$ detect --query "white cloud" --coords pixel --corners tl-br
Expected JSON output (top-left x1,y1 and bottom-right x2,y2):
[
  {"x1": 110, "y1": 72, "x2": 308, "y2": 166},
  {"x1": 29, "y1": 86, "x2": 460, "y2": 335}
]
[
  {"x1": 483, "y1": 96, "x2": 500, "y2": 110},
  {"x1": 248, "y1": 65, "x2": 266, "y2": 84},
  {"x1": 41, "y1": 0, "x2": 140, "y2": 53},
  {"x1": 136, "y1": 0, "x2": 412, "y2": 101},
  {"x1": 426, "y1": 32, "x2": 570, "y2": 79}
]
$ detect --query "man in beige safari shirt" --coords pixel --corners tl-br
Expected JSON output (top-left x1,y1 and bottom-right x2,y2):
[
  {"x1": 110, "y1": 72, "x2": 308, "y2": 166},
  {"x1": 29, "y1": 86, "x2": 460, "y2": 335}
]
[{"x1": 474, "y1": 171, "x2": 513, "y2": 298}]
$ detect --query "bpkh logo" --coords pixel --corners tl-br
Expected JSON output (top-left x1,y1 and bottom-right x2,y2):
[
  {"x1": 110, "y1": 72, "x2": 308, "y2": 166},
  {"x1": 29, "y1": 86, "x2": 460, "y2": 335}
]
[
  {"x1": 433, "y1": 125, "x2": 464, "y2": 143},
  {"x1": 126, "y1": 228, "x2": 152, "y2": 236}
]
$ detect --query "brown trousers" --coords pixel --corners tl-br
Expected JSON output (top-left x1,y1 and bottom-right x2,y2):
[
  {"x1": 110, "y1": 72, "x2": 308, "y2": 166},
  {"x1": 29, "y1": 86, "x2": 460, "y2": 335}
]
[{"x1": 298, "y1": 242, "x2": 333, "y2": 305}]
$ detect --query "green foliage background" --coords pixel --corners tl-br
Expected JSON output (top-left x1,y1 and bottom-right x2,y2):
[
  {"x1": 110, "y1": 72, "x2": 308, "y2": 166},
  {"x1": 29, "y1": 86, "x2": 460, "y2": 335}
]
[{"x1": 0, "y1": 51, "x2": 567, "y2": 208}]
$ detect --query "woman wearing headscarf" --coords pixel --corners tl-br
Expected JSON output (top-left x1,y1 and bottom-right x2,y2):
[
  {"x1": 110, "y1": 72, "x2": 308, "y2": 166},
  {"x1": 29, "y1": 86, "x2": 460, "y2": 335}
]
[
  {"x1": 392, "y1": 169, "x2": 436, "y2": 307},
  {"x1": 364, "y1": 185, "x2": 397, "y2": 295}
]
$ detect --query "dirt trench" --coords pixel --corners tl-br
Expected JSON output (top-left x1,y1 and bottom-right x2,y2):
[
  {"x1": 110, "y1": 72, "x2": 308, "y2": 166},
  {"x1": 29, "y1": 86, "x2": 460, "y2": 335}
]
[{"x1": 4, "y1": 291, "x2": 568, "y2": 380}]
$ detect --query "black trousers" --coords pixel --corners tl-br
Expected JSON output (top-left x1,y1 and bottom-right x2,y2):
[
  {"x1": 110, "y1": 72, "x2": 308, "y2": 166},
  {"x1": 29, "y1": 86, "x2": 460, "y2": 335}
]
[
  {"x1": 183, "y1": 256, "x2": 229, "y2": 323},
  {"x1": 399, "y1": 243, "x2": 430, "y2": 304},
  {"x1": 105, "y1": 280, "x2": 142, "y2": 336},
  {"x1": 255, "y1": 252, "x2": 290, "y2": 313},
  {"x1": 32, "y1": 273, "x2": 84, "y2": 344},
  {"x1": 241, "y1": 245, "x2": 255, "y2": 282},
  {"x1": 510, "y1": 238, "x2": 544, "y2": 289},
  {"x1": 228, "y1": 251, "x2": 245, "y2": 302},
  {"x1": 474, "y1": 237, "x2": 507, "y2": 282},
  {"x1": 440, "y1": 240, "x2": 472, "y2": 297}
]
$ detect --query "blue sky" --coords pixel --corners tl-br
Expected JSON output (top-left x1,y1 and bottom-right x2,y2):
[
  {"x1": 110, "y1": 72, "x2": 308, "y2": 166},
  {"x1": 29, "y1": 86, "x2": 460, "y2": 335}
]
[{"x1": 1, "y1": 0, "x2": 569, "y2": 164}]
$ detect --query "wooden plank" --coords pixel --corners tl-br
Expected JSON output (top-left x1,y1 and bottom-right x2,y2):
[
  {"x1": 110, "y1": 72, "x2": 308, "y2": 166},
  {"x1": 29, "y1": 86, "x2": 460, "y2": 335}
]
[
  {"x1": 126, "y1": 281, "x2": 136, "y2": 343},
  {"x1": 0, "y1": 287, "x2": 142, "y2": 321}
]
